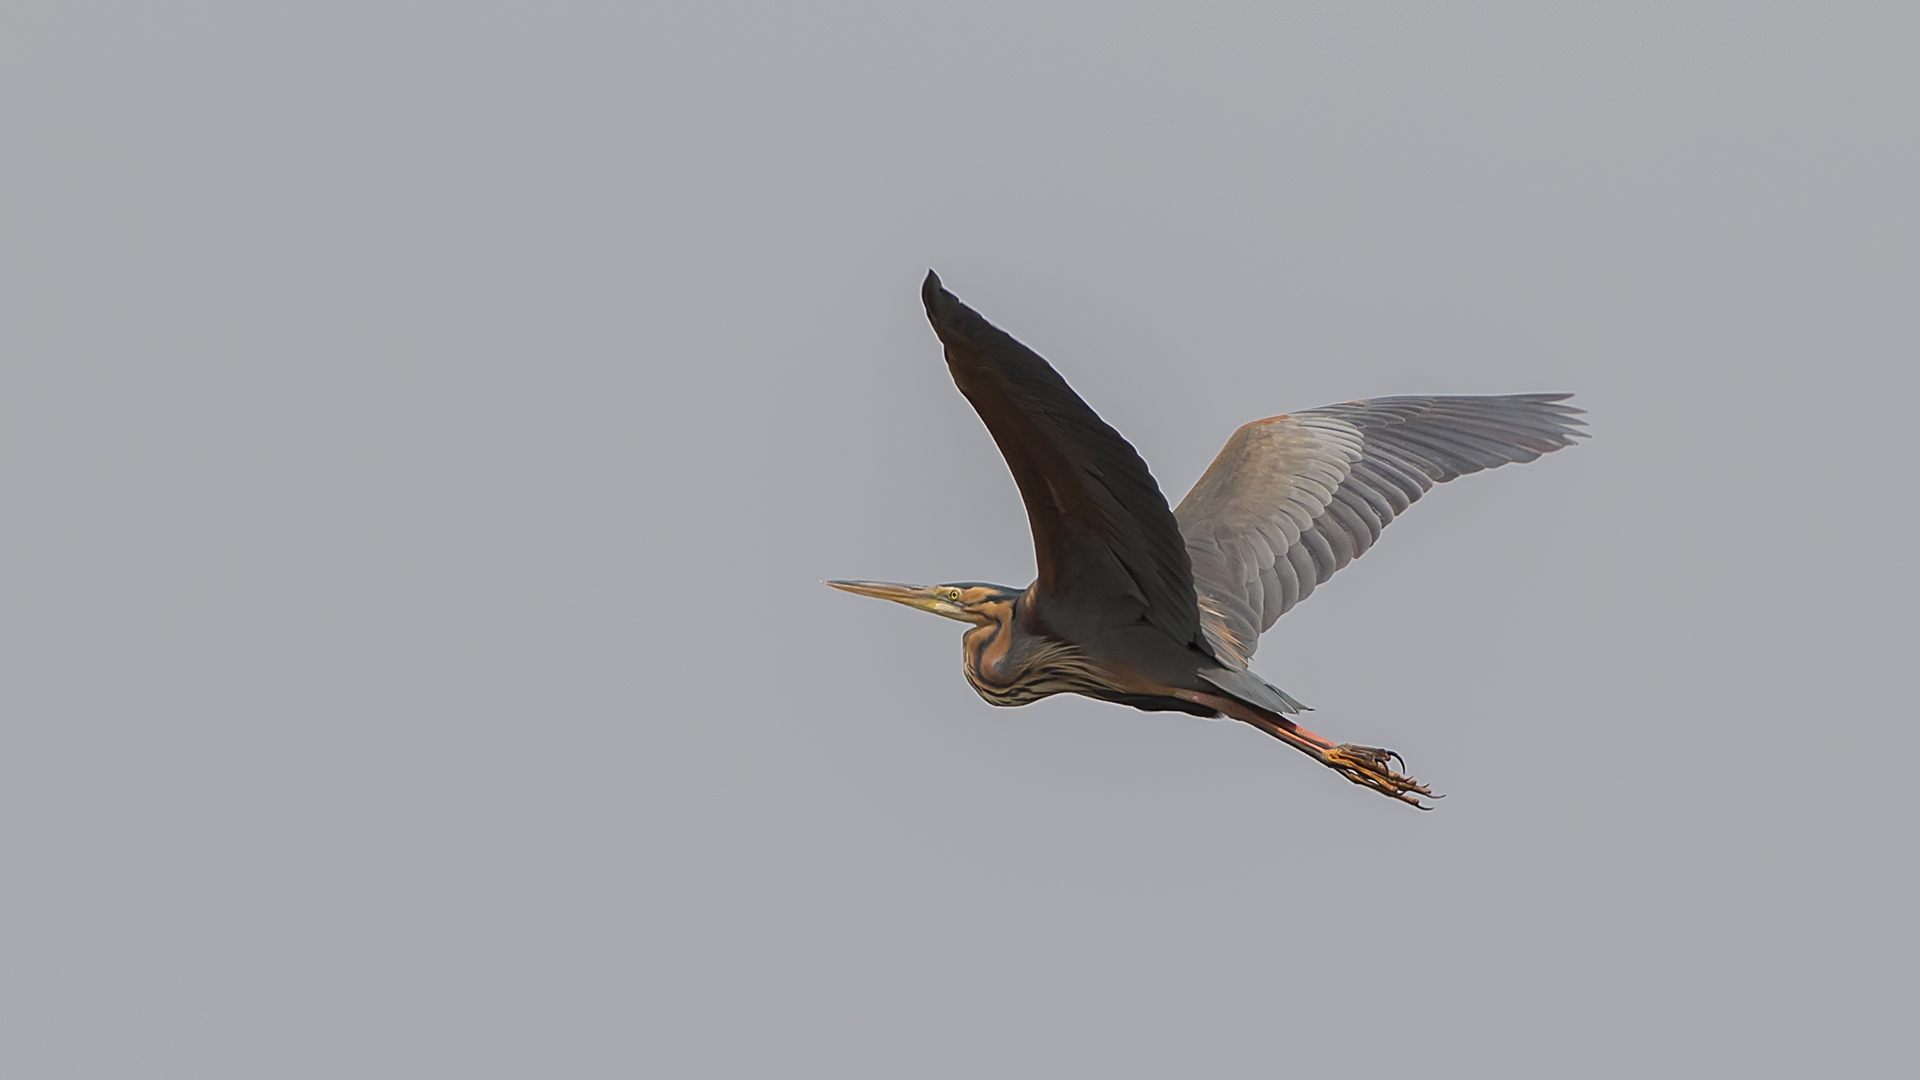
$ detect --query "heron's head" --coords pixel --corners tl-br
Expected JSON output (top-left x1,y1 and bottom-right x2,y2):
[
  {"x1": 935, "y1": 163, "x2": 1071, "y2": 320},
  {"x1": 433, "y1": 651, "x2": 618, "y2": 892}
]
[{"x1": 825, "y1": 580, "x2": 1021, "y2": 627}]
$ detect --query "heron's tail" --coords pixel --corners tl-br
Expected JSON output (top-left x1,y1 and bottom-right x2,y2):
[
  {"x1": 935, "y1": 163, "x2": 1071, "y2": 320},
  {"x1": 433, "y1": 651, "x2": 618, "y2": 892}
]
[{"x1": 1199, "y1": 667, "x2": 1309, "y2": 715}]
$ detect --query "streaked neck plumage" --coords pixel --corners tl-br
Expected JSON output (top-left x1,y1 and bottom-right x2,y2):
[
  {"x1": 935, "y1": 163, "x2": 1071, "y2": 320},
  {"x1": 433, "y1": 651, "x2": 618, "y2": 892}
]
[{"x1": 960, "y1": 588, "x2": 1110, "y2": 707}]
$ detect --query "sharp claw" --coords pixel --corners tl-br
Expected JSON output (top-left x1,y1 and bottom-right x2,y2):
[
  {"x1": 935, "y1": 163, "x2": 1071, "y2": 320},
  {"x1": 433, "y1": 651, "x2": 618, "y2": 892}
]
[{"x1": 1318, "y1": 742, "x2": 1437, "y2": 807}]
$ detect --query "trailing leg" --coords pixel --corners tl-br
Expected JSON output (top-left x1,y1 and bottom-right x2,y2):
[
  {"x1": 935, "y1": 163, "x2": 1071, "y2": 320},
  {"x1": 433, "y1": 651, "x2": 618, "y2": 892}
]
[{"x1": 1170, "y1": 688, "x2": 1437, "y2": 808}]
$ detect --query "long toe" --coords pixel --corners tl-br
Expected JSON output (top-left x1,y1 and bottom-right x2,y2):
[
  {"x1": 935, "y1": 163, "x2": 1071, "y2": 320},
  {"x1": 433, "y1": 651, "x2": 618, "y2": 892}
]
[{"x1": 1322, "y1": 744, "x2": 1437, "y2": 808}]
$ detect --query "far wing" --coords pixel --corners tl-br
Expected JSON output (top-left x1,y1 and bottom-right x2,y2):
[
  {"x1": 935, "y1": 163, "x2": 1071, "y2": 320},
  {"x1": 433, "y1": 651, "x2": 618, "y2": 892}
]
[{"x1": 1174, "y1": 395, "x2": 1585, "y2": 667}]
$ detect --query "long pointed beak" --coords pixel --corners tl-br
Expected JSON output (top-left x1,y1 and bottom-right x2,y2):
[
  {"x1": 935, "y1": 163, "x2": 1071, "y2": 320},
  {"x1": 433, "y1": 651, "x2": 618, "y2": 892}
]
[{"x1": 824, "y1": 580, "x2": 971, "y2": 622}]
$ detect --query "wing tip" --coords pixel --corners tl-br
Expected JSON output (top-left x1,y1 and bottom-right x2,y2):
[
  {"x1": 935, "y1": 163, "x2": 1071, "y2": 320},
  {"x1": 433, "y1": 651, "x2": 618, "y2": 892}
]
[
  {"x1": 921, "y1": 269, "x2": 955, "y2": 324},
  {"x1": 920, "y1": 270, "x2": 999, "y2": 350}
]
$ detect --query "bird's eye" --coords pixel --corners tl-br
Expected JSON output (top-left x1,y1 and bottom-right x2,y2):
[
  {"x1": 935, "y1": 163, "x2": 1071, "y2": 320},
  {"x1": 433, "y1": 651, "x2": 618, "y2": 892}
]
[{"x1": 946, "y1": 588, "x2": 963, "y2": 602}]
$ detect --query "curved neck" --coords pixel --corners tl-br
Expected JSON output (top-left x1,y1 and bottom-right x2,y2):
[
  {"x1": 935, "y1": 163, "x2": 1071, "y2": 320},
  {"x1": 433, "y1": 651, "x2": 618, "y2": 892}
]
[{"x1": 960, "y1": 598, "x2": 1104, "y2": 707}]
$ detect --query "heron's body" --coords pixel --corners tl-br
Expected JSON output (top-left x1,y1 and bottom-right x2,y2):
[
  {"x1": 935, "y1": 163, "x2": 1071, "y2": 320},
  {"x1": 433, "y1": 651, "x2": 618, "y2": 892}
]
[
  {"x1": 831, "y1": 273, "x2": 1584, "y2": 807},
  {"x1": 949, "y1": 586, "x2": 1215, "y2": 714}
]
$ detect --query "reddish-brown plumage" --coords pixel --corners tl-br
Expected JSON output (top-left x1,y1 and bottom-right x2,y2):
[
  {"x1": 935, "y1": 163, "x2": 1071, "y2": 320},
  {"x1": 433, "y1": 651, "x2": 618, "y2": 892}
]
[{"x1": 829, "y1": 274, "x2": 1584, "y2": 808}]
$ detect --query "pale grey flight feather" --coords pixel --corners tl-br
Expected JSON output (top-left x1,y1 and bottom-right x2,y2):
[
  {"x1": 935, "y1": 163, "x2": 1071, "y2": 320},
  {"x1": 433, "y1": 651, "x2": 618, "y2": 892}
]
[{"x1": 1175, "y1": 394, "x2": 1586, "y2": 673}]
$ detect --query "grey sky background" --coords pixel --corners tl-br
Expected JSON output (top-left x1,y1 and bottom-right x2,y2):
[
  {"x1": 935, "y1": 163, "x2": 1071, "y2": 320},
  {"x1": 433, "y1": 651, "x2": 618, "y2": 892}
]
[{"x1": 5, "y1": 3, "x2": 1916, "y2": 1077}]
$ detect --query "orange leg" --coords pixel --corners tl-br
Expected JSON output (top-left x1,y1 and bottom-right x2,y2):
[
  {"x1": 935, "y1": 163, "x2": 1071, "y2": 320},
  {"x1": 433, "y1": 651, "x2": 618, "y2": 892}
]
[{"x1": 1170, "y1": 688, "x2": 1437, "y2": 809}]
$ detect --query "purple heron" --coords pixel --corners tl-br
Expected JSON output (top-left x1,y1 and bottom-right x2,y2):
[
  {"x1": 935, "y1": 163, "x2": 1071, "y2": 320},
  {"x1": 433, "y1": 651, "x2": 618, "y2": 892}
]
[{"x1": 830, "y1": 273, "x2": 1584, "y2": 807}]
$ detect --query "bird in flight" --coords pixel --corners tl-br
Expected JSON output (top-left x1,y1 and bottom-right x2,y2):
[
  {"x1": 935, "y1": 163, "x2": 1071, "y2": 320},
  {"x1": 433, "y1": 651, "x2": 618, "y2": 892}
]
[{"x1": 830, "y1": 272, "x2": 1584, "y2": 807}]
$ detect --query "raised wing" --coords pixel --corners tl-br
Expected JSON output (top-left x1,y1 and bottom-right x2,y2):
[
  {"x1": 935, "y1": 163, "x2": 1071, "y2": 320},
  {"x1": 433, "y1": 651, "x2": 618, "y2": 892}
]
[
  {"x1": 922, "y1": 272, "x2": 1203, "y2": 650},
  {"x1": 1175, "y1": 394, "x2": 1585, "y2": 667}
]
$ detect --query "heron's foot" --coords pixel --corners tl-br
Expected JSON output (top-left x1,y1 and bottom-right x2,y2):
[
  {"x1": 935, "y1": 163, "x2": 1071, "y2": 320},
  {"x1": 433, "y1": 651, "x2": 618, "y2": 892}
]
[{"x1": 1321, "y1": 744, "x2": 1437, "y2": 809}]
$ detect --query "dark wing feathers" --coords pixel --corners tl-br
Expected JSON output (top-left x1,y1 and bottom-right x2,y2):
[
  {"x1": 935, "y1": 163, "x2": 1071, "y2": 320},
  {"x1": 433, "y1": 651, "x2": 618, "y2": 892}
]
[
  {"x1": 1176, "y1": 394, "x2": 1585, "y2": 668},
  {"x1": 918, "y1": 271, "x2": 1583, "y2": 670},
  {"x1": 921, "y1": 273, "x2": 1204, "y2": 649}
]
